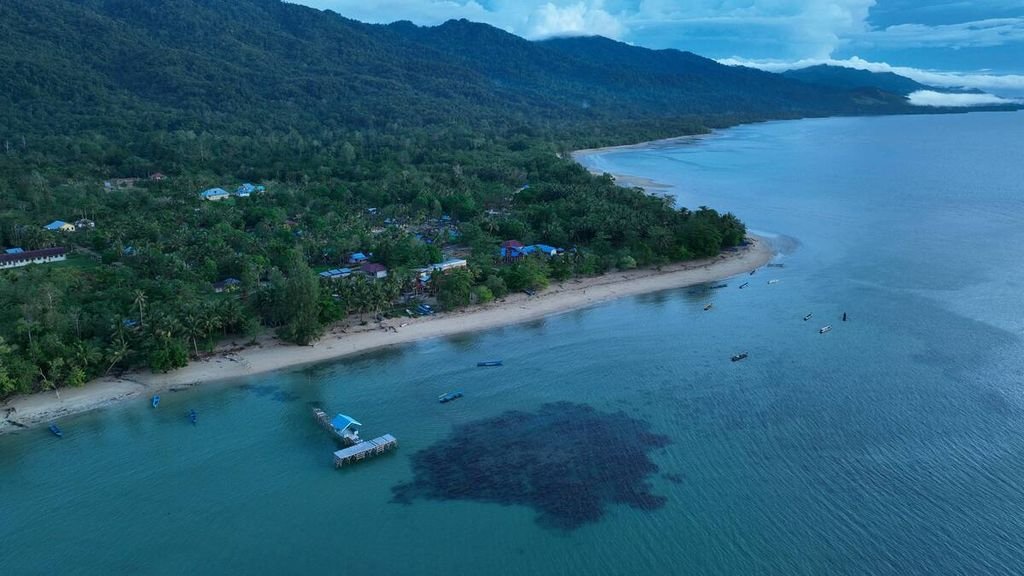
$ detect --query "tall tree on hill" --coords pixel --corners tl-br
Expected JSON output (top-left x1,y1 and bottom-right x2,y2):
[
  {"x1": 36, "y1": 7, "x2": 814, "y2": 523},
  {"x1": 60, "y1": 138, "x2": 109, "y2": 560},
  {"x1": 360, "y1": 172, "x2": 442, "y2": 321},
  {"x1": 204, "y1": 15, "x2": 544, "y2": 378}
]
[{"x1": 276, "y1": 251, "x2": 323, "y2": 346}]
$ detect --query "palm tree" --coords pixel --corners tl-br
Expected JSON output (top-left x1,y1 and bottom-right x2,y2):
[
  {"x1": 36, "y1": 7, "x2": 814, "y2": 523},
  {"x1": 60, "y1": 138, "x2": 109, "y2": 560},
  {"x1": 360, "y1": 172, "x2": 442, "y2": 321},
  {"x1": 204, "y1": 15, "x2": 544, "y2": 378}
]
[
  {"x1": 104, "y1": 335, "x2": 130, "y2": 375},
  {"x1": 183, "y1": 313, "x2": 206, "y2": 358},
  {"x1": 133, "y1": 290, "x2": 147, "y2": 328}
]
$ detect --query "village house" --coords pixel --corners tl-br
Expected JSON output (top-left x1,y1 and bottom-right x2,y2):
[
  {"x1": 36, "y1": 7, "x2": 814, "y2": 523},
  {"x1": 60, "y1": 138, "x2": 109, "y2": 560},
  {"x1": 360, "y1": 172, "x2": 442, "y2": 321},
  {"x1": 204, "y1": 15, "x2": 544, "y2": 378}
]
[
  {"x1": 200, "y1": 187, "x2": 231, "y2": 201},
  {"x1": 149, "y1": 172, "x2": 167, "y2": 181},
  {"x1": 499, "y1": 240, "x2": 562, "y2": 262},
  {"x1": 5, "y1": 247, "x2": 24, "y2": 254},
  {"x1": 348, "y1": 252, "x2": 369, "y2": 265},
  {"x1": 0, "y1": 247, "x2": 67, "y2": 269},
  {"x1": 500, "y1": 240, "x2": 525, "y2": 262},
  {"x1": 44, "y1": 220, "x2": 76, "y2": 232},
  {"x1": 211, "y1": 278, "x2": 242, "y2": 293},
  {"x1": 523, "y1": 244, "x2": 561, "y2": 257},
  {"x1": 235, "y1": 183, "x2": 265, "y2": 197},
  {"x1": 362, "y1": 263, "x2": 388, "y2": 280},
  {"x1": 318, "y1": 267, "x2": 353, "y2": 280},
  {"x1": 429, "y1": 258, "x2": 468, "y2": 273},
  {"x1": 75, "y1": 218, "x2": 96, "y2": 230}
]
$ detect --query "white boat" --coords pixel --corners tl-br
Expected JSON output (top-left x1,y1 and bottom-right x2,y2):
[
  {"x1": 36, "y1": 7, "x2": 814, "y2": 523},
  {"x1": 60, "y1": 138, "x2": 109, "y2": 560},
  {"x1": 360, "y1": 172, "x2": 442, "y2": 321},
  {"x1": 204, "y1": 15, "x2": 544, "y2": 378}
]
[
  {"x1": 767, "y1": 279, "x2": 780, "y2": 285},
  {"x1": 819, "y1": 325, "x2": 832, "y2": 334}
]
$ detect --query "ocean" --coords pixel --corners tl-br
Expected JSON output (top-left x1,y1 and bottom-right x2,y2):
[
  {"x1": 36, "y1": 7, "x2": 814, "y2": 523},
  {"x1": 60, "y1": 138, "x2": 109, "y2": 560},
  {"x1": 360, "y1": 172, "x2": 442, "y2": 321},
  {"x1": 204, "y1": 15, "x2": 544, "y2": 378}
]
[{"x1": 3, "y1": 111, "x2": 1023, "y2": 575}]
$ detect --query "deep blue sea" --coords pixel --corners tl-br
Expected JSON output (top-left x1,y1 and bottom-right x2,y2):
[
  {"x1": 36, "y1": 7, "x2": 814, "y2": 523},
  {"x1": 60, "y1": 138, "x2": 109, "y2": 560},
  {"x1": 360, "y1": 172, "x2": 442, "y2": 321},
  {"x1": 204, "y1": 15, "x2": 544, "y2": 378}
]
[{"x1": 3, "y1": 112, "x2": 1024, "y2": 575}]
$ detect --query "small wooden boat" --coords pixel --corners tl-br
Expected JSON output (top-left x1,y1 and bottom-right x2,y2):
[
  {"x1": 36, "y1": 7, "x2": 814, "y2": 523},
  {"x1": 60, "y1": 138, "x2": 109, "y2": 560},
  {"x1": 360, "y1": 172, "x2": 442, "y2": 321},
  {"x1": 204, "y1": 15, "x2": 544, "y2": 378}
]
[
  {"x1": 731, "y1": 352, "x2": 748, "y2": 362},
  {"x1": 803, "y1": 313, "x2": 813, "y2": 321},
  {"x1": 703, "y1": 303, "x2": 713, "y2": 311},
  {"x1": 739, "y1": 282, "x2": 749, "y2": 289},
  {"x1": 819, "y1": 325, "x2": 832, "y2": 334},
  {"x1": 477, "y1": 360, "x2": 503, "y2": 367},
  {"x1": 749, "y1": 269, "x2": 757, "y2": 275},
  {"x1": 188, "y1": 409, "x2": 197, "y2": 425},
  {"x1": 48, "y1": 423, "x2": 63, "y2": 438},
  {"x1": 711, "y1": 283, "x2": 728, "y2": 289},
  {"x1": 151, "y1": 395, "x2": 160, "y2": 408},
  {"x1": 842, "y1": 312, "x2": 848, "y2": 322},
  {"x1": 438, "y1": 390, "x2": 464, "y2": 403},
  {"x1": 767, "y1": 263, "x2": 785, "y2": 268}
]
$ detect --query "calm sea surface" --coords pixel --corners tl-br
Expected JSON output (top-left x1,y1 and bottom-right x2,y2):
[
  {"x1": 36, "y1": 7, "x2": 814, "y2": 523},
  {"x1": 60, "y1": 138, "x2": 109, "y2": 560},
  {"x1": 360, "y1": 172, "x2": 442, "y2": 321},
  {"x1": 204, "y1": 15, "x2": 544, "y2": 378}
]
[{"x1": 3, "y1": 112, "x2": 1024, "y2": 575}]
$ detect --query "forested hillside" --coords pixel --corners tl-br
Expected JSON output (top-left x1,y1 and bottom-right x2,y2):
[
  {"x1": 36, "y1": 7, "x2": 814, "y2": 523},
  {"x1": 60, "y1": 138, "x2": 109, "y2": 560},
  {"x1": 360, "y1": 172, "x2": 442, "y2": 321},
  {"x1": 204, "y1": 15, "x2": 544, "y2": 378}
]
[
  {"x1": 782, "y1": 65, "x2": 934, "y2": 95},
  {"x1": 0, "y1": 0, "x2": 957, "y2": 398}
]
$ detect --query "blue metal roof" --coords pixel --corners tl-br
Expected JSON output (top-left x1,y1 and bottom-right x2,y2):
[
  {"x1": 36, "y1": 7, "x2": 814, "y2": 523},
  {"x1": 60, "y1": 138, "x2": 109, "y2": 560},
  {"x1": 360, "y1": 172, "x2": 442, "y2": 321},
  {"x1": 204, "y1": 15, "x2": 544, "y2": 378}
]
[
  {"x1": 4, "y1": 247, "x2": 24, "y2": 254},
  {"x1": 330, "y1": 414, "x2": 362, "y2": 432},
  {"x1": 44, "y1": 220, "x2": 67, "y2": 230},
  {"x1": 318, "y1": 268, "x2": 353, "y2": 279},
  {"x1": 235, "y1": 183, "x2": 265, "y2": 196},
  {"x1": 201, "y1": 187, "x2": 229, "y2": 197}
]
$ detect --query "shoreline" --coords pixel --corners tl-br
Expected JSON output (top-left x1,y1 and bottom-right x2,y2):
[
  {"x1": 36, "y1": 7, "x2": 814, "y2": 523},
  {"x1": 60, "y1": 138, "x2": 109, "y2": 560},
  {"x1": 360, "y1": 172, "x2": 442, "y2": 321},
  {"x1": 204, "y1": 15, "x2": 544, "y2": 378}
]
[
  {"x1": 571, "y1": 134, "x2": 713, "y2": 190},
  {"x1": 1, "y1": 237, "x2": 773, "y2": 434}
]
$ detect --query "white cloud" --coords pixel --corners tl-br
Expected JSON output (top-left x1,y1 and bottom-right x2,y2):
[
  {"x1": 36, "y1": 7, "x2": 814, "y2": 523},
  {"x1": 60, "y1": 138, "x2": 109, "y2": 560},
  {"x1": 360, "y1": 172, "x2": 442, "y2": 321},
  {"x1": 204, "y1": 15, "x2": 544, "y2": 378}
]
[
  {"x1": 294, "y1": 1, "x2": 880, "y2": 51},
  {"x1": 907, "y1": 90, "x2": 1018, "y2": 107},
  {"x1": 855, "y1": 17, "x2": 1024, "y2": 49},
  {"x1": 718, "y1": 55, "x2": 1024, "y2": 95},
  {"x1": 292, "y1": 0, "x2": 630, "y2": 39},
  {"x1": 527, "y1": 2, "x2": 626, "y2": 39},
  {"x1": 291, "y1": 1, "x2": 1024, "y2": 83}
]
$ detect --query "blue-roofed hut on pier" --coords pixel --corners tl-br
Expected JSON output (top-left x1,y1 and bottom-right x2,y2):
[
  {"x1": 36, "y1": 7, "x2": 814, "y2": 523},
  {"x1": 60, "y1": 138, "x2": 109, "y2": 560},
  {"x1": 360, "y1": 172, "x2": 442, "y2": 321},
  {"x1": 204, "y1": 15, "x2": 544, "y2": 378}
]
[{"x1": 328, "y1": 413, "x2": 362, "y2": 445}]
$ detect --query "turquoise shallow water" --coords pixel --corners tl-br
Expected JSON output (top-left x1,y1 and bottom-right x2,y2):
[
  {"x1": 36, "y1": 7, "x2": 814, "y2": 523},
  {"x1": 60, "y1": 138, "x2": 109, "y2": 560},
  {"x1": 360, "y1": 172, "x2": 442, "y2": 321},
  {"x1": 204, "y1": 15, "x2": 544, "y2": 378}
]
[{"x1": 3, "y1": 112, "x2": 1024, "y2": 575}]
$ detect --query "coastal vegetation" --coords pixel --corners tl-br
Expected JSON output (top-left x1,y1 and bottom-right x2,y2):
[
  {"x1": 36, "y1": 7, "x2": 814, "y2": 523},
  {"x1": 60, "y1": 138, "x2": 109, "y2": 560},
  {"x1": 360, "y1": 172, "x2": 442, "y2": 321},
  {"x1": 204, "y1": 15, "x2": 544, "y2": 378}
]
[{"x1": 0, "y1": 0, "x2": 963, "y2": 399}]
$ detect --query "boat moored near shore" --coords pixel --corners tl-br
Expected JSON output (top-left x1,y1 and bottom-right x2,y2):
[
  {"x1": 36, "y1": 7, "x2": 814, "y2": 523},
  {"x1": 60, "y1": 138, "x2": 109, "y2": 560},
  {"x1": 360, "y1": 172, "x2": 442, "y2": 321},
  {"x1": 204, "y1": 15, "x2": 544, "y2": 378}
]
[{"x1": 439, "y1": 390, "x2": 464, "y2": 403}]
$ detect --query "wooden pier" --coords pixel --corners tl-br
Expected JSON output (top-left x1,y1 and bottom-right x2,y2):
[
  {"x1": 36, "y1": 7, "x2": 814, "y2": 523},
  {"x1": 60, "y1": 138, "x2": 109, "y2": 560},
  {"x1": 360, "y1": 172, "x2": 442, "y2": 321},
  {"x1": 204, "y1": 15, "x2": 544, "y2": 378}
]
[{"x1": 333, "y1": 434, "x2": 398, "y2": 468}]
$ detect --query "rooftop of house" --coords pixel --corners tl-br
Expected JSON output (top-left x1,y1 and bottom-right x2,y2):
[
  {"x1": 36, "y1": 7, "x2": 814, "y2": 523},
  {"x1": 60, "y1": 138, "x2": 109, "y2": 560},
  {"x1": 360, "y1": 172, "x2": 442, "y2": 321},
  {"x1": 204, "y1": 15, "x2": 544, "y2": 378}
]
[
  {"x1": 0, "y1": 247, "x2": 66, "y2": 265},
  {"x1": 212, "y1": 278, "x2": 241, "y2": 290},
  {"x1": 319, "y1": 268, "x2": 353, "y2": 279},
  {"x1": 330, "y1": 414, "x2": 361, "y2": 433}
]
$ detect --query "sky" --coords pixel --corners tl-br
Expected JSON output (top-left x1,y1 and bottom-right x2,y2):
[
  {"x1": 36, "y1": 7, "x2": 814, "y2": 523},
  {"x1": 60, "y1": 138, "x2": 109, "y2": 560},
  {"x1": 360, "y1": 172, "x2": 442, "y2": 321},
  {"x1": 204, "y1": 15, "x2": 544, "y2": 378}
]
[{"x1": 290, "y1": 1, "x2": 1024, "y2": 97}]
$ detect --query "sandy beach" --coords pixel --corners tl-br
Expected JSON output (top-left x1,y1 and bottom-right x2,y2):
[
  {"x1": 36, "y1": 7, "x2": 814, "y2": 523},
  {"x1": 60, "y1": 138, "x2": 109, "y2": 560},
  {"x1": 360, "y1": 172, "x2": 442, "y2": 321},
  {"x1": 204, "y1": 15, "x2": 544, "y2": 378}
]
[
  {"x1": 572, "y1": 134, "x2": 712, "y2": 190},
  {"x1": 1, "y1": 237, "x2": 772, "y2": 434}
]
